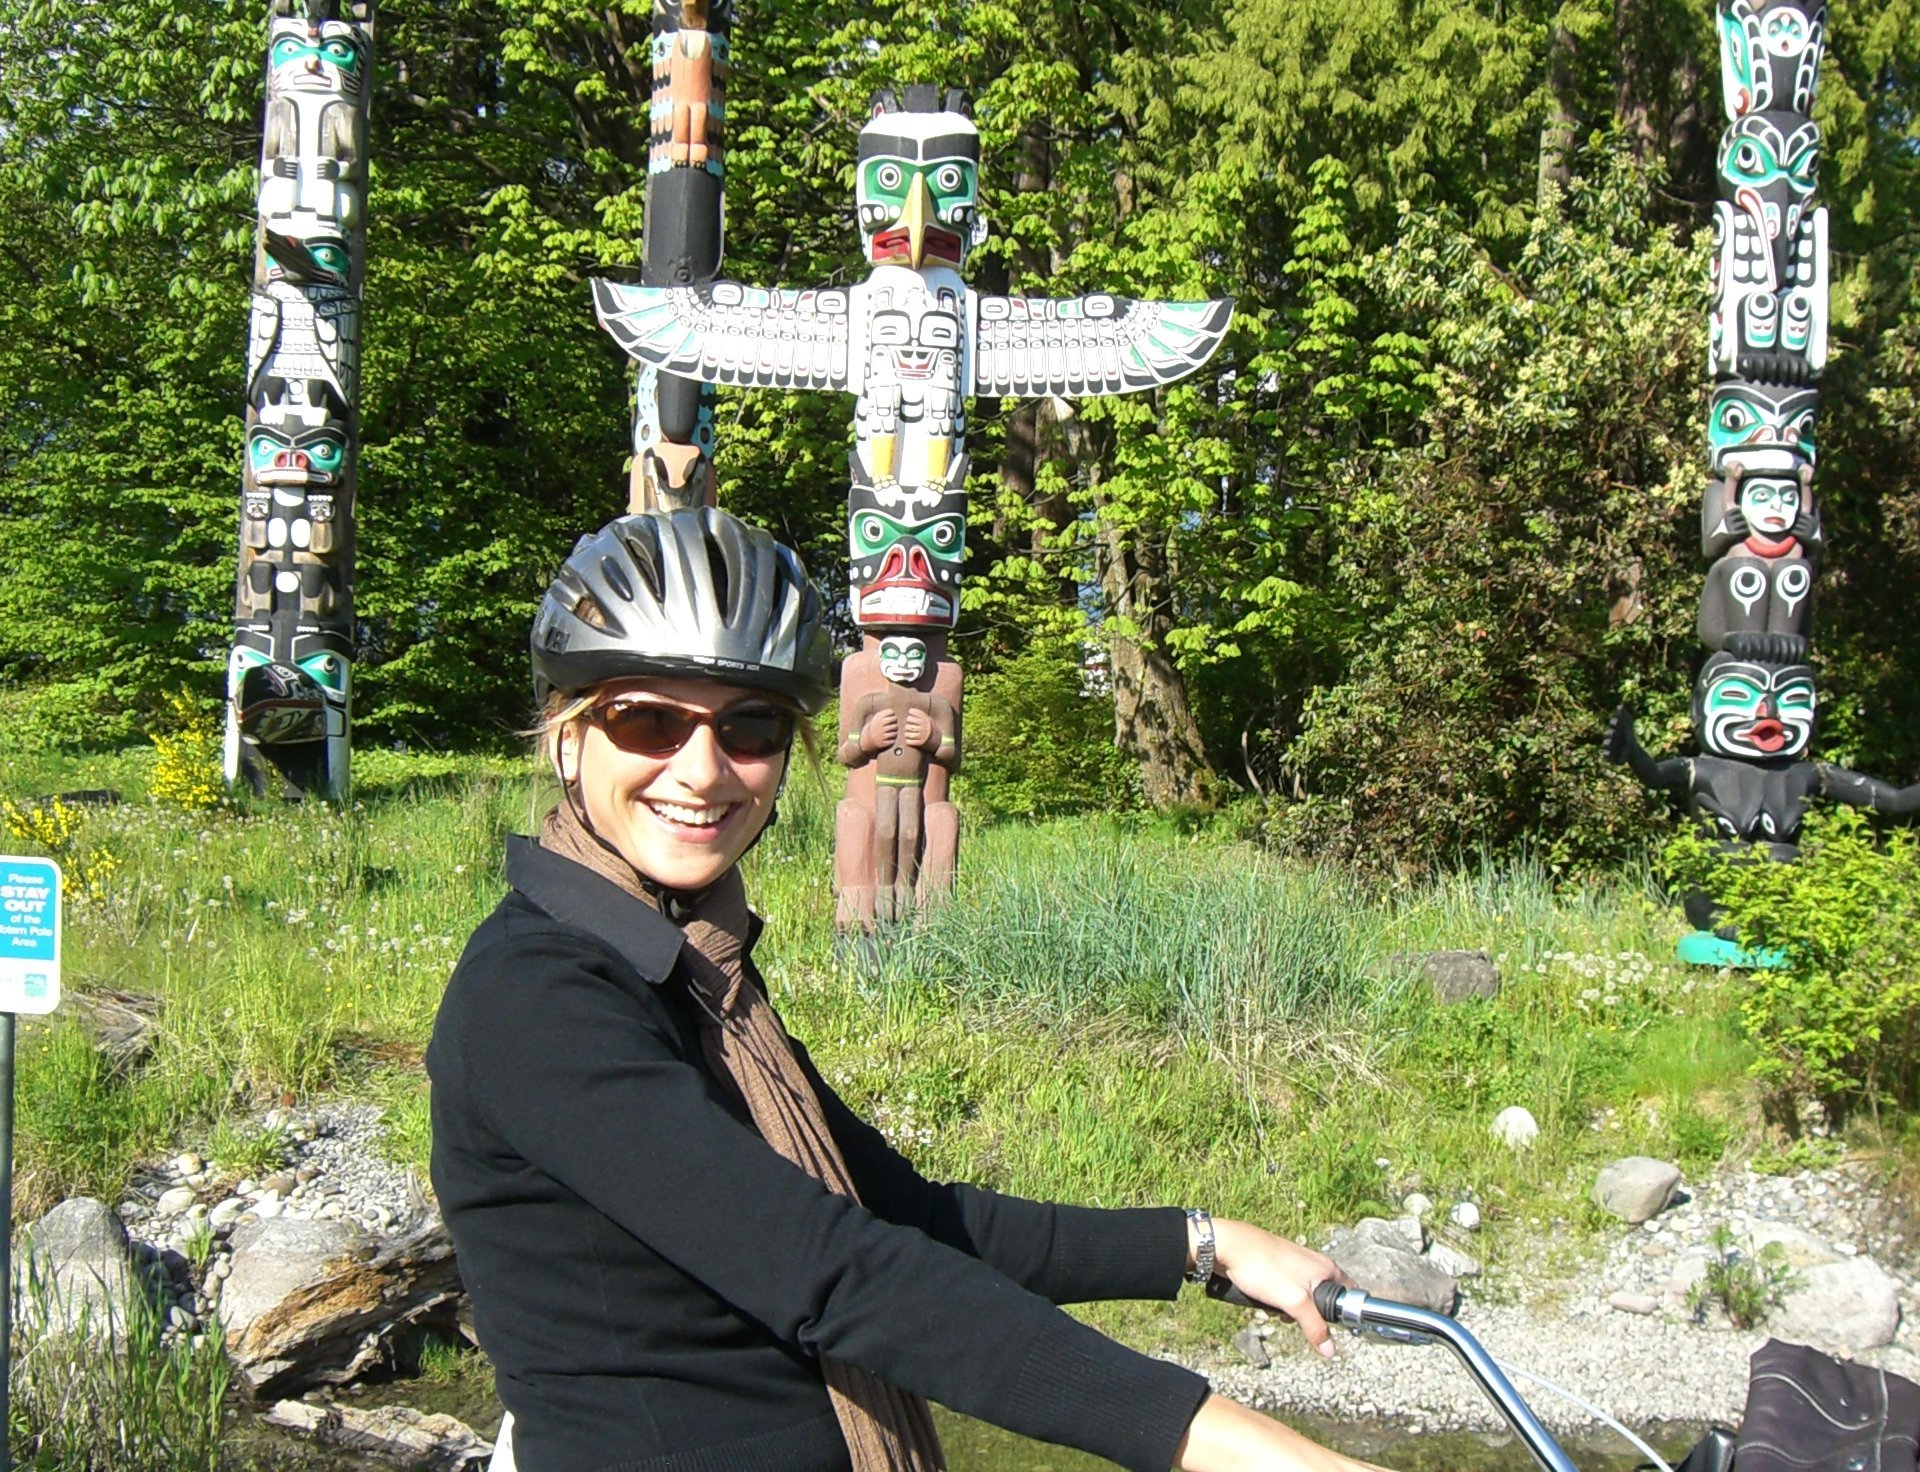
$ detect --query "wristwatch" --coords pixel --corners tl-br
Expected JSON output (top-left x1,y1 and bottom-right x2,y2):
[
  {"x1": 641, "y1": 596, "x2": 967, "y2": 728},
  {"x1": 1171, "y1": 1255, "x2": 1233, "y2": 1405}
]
[{"x1": 1184, "y1": 1207, "x2": 1216, "y2": 1286}]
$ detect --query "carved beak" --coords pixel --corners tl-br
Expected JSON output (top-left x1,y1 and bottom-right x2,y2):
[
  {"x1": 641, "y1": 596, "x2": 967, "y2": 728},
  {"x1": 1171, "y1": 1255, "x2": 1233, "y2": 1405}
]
[{"x1": 902, "y1": 175, "x2": 933, "y2": 270}]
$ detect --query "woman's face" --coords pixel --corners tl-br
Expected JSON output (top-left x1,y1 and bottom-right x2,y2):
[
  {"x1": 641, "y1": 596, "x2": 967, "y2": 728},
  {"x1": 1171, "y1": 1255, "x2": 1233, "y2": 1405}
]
[{"x1": 560, "y1": 678, "x2": 789, "y2": 891}]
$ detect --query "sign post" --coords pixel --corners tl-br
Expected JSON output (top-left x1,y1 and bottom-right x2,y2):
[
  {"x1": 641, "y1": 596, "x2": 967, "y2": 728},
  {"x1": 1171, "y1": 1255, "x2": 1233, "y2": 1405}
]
[{"x1": 0, "y1": 855, "x2": 63, "y2": 1472}]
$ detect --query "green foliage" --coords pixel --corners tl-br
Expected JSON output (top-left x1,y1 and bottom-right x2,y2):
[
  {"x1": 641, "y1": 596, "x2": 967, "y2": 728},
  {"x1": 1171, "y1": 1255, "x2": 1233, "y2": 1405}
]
[
  {"x1": 10, "y1": 1257, "x2": 230, "y2": 1472},
  {"x1": 1283, "y1": 148, "x2": 1704, "y2": 870},
  {"x1": 1686, "y1": 1224, "x2": 1796, "y2": 1330},
  {"x1": 1665, "y1": 811, "x2": 1920, "y2": 1114},
  {"x1": 955, "y1": 642, "x2": 1140, "y2": 819}
]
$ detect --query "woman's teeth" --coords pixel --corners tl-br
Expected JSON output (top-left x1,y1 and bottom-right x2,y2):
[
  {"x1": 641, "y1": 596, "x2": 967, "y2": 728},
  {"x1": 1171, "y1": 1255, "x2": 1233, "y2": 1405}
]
[{"x1": 647, "y1": 798, "x2": 731, "y2": 828}]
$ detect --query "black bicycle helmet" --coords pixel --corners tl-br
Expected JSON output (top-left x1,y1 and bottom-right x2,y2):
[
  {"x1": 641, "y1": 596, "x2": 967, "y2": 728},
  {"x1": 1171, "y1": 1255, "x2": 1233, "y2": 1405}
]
[{"x1": 531, "y1": 507, "x2": 833, "y2": 713}]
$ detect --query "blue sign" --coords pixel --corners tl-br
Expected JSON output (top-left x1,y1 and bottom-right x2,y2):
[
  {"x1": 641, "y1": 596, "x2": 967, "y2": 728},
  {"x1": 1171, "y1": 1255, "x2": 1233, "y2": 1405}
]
[{"x1": 0, "y1": 856, "x2": 62, "y2": 1014}]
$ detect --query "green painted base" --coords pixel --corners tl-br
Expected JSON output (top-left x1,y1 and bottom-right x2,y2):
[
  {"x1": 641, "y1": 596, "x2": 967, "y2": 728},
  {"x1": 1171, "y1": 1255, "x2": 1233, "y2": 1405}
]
[{"x1": 1677, "y1": 930, "x2": 1787, "y2": 969}]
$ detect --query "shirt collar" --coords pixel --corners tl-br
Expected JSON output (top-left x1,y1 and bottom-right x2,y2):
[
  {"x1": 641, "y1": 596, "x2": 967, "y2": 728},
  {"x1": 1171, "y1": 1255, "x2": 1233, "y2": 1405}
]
[{"x1": 503, "y1": 833, "x2": 686, "y2": 985}]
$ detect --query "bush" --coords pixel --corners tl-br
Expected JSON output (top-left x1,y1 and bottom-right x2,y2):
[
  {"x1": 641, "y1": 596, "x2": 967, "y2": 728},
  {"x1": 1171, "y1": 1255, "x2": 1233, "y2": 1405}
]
[
  {"x1": 954, "y1": 642, "x2": 1141, "y2": 820},
  {"x1": 1663, "y1": 811, "x2": 1920, "y2": 1115},
  {"x1": 148, "y1": 691, "x2": 227, "y2": 810}
]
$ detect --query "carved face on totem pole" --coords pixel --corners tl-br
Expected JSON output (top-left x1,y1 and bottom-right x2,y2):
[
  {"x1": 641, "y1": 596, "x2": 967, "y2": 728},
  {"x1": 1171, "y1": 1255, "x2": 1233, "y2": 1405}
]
[
  {"x1": 848, "y1": 479, "x2": 966, "y2": 630},
  {"x1": 1708, "y1": 383, "x2": 1818, "y2": 478},
  {"x1": 1692, "y1": 633, "x2": 1816, "y2": 760},
  {"x1": 877, "y1": 636, "x2": 929, "y2": 686},
  {"x1": 1718, "y1": 0, "x2": 1826, "y2": 120},
  {"x1": 857, "y1": 89, "x2": 983, "y2": 272}
]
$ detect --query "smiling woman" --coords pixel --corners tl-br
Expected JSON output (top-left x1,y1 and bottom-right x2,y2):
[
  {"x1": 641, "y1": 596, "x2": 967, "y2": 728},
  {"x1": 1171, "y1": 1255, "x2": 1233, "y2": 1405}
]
[{"x1": 427, "y1": 507, "x2": 1384, "y2": 1472}]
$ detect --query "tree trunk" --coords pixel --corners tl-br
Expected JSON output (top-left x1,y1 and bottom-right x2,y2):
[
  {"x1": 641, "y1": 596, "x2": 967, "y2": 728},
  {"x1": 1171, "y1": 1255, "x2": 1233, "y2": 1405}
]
[
  {"x1": 1095, "y1": 509, "x2": 1214, "y2": 808},
  {"x1": 1613, "y1": 0, "x2": 1660, "y2": 165},
  {"x1": 1538, "y1": 14, "x2": 1578, "y2": 204}
]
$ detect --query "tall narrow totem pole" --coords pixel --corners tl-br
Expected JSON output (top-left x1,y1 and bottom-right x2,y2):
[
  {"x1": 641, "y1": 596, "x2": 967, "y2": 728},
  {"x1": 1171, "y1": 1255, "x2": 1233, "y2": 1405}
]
[
  {"x1": 223, "y1": 0, "x2": 375, "y2": 799},
  {"x1": 593, "y1": 86, "x2": 1232, "y2": 928},
  {"x1": 630, "y1": 0, "x2": 731, "y2": 513},
  {"x1": 1605, "y1": 0, "x2": 1920, "y2": 961}
]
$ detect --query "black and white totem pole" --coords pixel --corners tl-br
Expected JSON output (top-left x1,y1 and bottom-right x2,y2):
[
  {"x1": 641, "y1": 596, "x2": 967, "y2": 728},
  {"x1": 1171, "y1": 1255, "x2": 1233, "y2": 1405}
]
[
  {"x1": 1605, "y1": 0, "x2": 1920, "y2": 962},
  {"x1": 223, "y1": 0, "x2": 374, "y2": 799}
]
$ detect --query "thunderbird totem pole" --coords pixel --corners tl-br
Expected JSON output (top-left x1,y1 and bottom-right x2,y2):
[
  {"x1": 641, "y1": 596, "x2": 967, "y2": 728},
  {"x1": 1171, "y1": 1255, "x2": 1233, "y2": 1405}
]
[
  {"x1": 223, "y1": 0, "x2": 375, "y2": 799},
  {"x1": 1604, "y1": 0, "x2": 1920, "y2": 962},
  {"x1": 594, "y1": 85, "x2": 1233, "y2": 927}
]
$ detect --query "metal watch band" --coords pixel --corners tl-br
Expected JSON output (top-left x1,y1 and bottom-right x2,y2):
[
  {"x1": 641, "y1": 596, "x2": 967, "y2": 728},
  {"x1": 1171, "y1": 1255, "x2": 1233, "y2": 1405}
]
[{"x1": 1184, "y1": 1207, "x2": 1216, "y2": 1285}]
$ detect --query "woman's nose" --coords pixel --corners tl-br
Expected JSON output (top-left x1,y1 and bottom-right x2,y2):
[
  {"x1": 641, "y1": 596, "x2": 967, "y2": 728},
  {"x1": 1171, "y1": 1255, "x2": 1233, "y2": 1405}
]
[{"x1": 669, "y1": 722, "x2": 729, "y2": 788}]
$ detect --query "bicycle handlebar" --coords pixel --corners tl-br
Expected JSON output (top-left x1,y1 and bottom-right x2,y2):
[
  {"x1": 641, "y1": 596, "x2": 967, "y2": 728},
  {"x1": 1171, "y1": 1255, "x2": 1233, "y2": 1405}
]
[{"x1": 1206, "y1": 1276, "x2": 1580, "y2": 1472}]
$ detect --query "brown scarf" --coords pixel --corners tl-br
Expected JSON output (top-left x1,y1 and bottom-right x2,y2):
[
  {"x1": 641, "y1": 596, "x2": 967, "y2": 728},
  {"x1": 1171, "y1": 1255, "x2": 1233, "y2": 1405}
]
[{"x1": 539, "y1": 801, "x2": 945, "y2": 1472}]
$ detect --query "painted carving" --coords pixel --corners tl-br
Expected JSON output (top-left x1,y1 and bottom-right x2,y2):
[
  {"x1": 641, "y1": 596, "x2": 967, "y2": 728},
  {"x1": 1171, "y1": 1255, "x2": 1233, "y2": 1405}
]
[
  {"x1": 1608, "y1": 6, "x2": 1919, "y2": 961},
  {"x1": 626, "y1": 0, "x2": 732, "y2": 512},
  {"x1": 591, "y1": 83, "x2": 1233, "y2": 926},
  {"x1": 835, "y1": 634, "x2": 962, "y2": 927},
  {"x1": 225, "y1": 0, "x2": 374, "y2": 799}
]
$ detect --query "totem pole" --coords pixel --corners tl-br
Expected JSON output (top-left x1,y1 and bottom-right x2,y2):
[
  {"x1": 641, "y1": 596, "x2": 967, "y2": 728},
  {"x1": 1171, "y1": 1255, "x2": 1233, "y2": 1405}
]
[
  {"x1": 1604, "y1": 1, "x2": 1920, "y2": 963},
  {"x1": 629, "y1": 0, "x2": 732, "y2": 512},
  {"x1": 223, "y1": 0, "x2": 375, "y2": 799},
  {"x1": 592, "y1": 85, "x2": 1233, "y2": 927}
]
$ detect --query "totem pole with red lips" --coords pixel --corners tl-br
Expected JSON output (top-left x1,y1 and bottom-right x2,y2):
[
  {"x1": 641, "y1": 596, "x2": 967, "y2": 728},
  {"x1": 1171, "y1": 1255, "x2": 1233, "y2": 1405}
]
[
  {"x1": 592, "y1": 85, "x2": 1234, "y2": 927},
  {"x1": 1603, "y1": 2, "x2": 1920, "y2": 962}
]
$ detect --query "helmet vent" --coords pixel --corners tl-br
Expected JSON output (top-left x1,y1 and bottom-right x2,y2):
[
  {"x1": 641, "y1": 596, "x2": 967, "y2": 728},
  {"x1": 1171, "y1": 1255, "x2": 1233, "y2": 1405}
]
[
  {"x1": 600, "y1": 556, "x2": 635, "y2": 606},
  {"x1": 705, "y1": 535, "x2": 733, "y2": 621},
  {"x1": 574, "y1": 594, "x2": 608, "y2": 630}
]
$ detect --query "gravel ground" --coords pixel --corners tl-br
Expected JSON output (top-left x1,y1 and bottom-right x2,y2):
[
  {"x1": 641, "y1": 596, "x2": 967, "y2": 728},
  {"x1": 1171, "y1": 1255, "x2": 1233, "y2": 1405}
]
[{"x1": 1186, "y1": 1158, "x2": 1920, "y2": 1444}]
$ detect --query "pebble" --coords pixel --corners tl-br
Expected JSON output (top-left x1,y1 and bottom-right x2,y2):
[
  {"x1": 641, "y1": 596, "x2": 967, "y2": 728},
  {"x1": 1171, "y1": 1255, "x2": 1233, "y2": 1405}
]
[
  {"x1": 155, "y1": 1186, "x2": 197, "y2": 1216},
  {"x1": 1403, "y1": 1193, "x2": 1434, "y2": 1218},
  {"x1": 170, "y1": 1152, "x2": 203, "y2": 1178},
  {"x1": 1609, "y1": 1291, "x2": 1659, "y2": 1315},
  {"x1": 1448, "y1": 1202, "x2": 1481, "y2": 1232}
]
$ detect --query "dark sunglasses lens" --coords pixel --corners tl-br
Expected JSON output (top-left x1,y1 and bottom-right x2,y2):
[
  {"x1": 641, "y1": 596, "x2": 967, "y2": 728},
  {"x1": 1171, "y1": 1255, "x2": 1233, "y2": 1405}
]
[
  {"x1": 715, "y1": 705, "x2": 794, "y2": 758},
  {"x1": 598, "y1": 703, "x2": 699, "y2": 756}
]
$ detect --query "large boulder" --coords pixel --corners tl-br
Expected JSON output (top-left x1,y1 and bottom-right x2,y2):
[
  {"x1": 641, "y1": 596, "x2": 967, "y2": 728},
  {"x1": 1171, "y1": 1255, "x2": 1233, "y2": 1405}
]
[
  {"x1": 1351, "y1": 1215, "x2": 1427, "y2": 1256},
  {"x1": 1403, "y1": 950, "x2": 1502, "y2": 1005},
  {"x1": 16, "y1": 1198, "x2": 140, "y2": 1338},
  {"x1": 1769, "y1": 1258, "x2": 1902, "y2": 1353},
  {"x1": 1592, "y1": 1157, "x2": 1683, "y2": 1224},
  {"x1": 1326, "y1": 1231, "x2": 1459, "y2": 1314}
]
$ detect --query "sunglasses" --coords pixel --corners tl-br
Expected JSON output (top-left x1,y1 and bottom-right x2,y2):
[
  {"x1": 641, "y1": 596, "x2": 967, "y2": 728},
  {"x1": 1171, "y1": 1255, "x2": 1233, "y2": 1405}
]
[{"x1": 585, "y1": 697, "x2": 795, "y2": 761}]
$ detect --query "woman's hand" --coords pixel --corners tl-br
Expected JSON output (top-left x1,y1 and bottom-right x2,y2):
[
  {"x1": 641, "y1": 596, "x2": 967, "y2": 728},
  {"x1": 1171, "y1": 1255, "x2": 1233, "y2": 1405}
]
[
  {"x1": 1194, "y1": 1217, "x2": 1349, "y2": 1359},
  {"x1": 1176, "y1": 1395, "x2": 1390, "y2": 1472}
]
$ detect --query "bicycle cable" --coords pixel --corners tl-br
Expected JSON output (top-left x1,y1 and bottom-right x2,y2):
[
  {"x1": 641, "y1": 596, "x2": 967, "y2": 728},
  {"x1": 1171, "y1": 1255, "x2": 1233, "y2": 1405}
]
[{"x1": 1490, "y1": 1356, "x2": 1676, "y2": 1472}]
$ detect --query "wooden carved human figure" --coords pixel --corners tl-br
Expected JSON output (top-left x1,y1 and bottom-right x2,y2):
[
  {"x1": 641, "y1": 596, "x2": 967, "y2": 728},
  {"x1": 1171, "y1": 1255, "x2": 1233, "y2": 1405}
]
[{"x1": 835, "y1": 635, "x2": 961, "y2": 928}]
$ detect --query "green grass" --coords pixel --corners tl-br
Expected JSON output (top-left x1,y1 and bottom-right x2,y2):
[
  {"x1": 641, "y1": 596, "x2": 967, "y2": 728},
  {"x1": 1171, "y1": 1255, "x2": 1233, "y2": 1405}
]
[{"x1": 0, "y1": 750, "x2": 1845, "y2": 1339}]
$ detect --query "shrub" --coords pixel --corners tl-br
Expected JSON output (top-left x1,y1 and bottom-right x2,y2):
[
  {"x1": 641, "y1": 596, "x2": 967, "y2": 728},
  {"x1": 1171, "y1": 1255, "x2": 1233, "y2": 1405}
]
[
  {"x1": 0, "y1": 796, "x2": 121, "y2": 903},
  {"x1": 954, "y1": 642, "x2": 1141, "y2": 820},
  {"x1": 1663, "y1": 811, "x2": 1920, "y2": 1115},
  {"x1": 148, "y1": 691, "x2": 227, "y2": 810}
]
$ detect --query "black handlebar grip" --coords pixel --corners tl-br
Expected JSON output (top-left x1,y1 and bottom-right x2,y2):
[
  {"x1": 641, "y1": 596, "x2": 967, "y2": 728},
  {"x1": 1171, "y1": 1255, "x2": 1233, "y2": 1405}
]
[
  {"x1": 1312, "y1": 1278, "x2": 1345, "y2": 1325},
  {"x1": 1204, "y1": 1275, "x2": 1256, "y2": 1308}
]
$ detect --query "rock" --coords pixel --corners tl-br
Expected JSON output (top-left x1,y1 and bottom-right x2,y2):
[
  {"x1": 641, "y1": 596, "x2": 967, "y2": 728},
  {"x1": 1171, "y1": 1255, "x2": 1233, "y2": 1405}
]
[
  {"x1": 1230, "y1": 1326, "x2": 1271, "y2": 1368},
  {"x1": 1402, "y1": 1193, "x2": 1434, "y2": 1218},
  {"x1": 1428, "y1": 950, "x2": 1501, "y2": 1004},
  {"x1": 261, "y1": 1401, "x2": 493, "y2": 1471},
  {"x1": 221, "y1": 1213, "x2": 464, "y2": 1398},
  {"x1": 155, "y1": 1185, "x2": 198, "y2": 1216},
  {"x1": 1593, "y1": 1157, "x2": 1682, "y2": 1224},
  {"x1": 17, "y1": 1198, "x2": 141, "y2": 1338},
  {"x1": 1490, "y1": 1107, "x2": 1539, "y2": 1150},
  {"x1": 1352, "y1": 1215, "x2": 1427, "y2": 1255},
  {"x1": 171, "y1": 1152, "x2": 204, "y2": 1178},
  {"x1": 1327, "y1": 1232, "x2": 1459, "y2": 1314},
  {"x1": 1769, "y1": 1258, "x2": 1901, "y2": 1352},
  {"x1": 1608, "y1": 1291, "x2": 1659, "y2": 1315},
  {"x1": 260, "y1": 1171, "x2": 298, "y2": 1198},
  {"x1": 1747, "y1": 1221, "x2": 1841, "y2": 1271},
  {"x1": 209, "y1": 1197, "x2": 250, "y2": 1233},
  {"x1": 1426, "y1": 1241, "x2": 1482, "y2": 1279},
  {"x1": 1448, "y1": 1202, "x2": 1481, "y2": 1232}
]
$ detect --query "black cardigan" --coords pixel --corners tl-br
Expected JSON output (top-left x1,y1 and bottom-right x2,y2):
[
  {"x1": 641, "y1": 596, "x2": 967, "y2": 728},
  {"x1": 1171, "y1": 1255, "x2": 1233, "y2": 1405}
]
[{"x1": 426, "y1": 837, "x2": 1211, "y2": 1472}]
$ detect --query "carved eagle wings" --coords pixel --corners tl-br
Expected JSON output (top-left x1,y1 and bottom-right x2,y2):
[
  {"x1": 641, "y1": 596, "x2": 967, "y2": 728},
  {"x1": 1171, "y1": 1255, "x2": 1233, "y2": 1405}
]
[{"x1": 591, "y1": 279, "x2": 1234, "y2": 400}]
